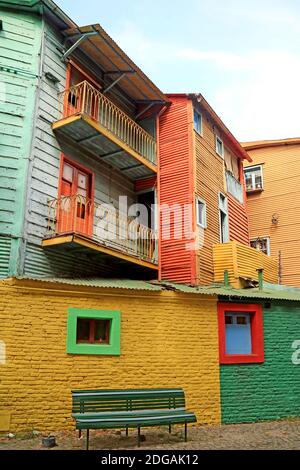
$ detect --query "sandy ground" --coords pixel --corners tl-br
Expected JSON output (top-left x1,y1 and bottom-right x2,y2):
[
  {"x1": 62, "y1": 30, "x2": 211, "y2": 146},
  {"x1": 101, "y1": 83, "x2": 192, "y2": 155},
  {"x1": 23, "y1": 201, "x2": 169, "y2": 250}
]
[{"x1": 1, "y1": 419, "x2": 300, "y2": 450}]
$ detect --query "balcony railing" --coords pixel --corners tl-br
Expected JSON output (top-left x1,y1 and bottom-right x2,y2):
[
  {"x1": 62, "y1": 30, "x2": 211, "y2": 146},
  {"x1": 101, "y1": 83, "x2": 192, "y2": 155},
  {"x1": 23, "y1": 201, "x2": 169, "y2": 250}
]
[
  {"x1": 57, "y1": 81, "x2": 157, "y2": 165},
  {"x1": 45, "y1": 195, "x2": 158, "y2": 265}
]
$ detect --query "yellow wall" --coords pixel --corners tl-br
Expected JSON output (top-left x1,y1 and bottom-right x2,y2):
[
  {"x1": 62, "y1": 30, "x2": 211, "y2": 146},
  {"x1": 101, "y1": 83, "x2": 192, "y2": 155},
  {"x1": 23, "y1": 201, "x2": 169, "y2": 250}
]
[
  {"x1": 0, "y1": 279, "x2": 221, "y2": 433},
  {"x1": 244, "y1": 144, "x2": 300, "y2": 287},
  {"x1": 213, "y1": 241, "x2": 278, "y2": 288}
]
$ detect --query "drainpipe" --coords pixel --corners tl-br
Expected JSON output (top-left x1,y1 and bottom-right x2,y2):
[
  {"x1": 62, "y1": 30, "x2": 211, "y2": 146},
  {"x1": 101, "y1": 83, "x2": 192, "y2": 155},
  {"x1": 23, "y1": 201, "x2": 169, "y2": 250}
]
[
  {"x1": 224, "y1": 270, "x2": 230, "y2": 287},
  {"x1": 257, "y1": 269, "x2": 264, "y2": 290}
]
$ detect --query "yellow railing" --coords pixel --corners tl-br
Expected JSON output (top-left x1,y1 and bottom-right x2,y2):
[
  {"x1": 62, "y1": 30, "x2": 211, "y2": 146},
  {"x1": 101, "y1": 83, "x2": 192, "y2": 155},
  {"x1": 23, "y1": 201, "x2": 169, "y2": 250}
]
[
  {"x1": 45, "y1": 195, "x2": 158, "y2": 265},
  {"x1": 58, "y1": 80, "x2": 157, "y2": 165}
]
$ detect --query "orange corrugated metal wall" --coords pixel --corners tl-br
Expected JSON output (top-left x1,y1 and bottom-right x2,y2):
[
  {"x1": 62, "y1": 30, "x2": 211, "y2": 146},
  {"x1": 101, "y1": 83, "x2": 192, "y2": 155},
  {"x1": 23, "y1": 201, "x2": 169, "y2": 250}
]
[
  {"x1": 228, "y1": 194, "x2": 250, "y2": 245},
  {"x1": 135, "y1": 176, "x2": 157, "y2": 193},
  {"x1": 159, "y1": 96, "x2": 196, "y2": 284}
]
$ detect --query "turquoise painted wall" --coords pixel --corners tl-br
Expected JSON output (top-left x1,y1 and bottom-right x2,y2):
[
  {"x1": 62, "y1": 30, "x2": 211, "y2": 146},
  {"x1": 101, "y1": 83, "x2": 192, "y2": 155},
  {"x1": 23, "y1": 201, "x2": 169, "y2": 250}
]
[
  {"x1": 220, "y1": 302, "x2": 300, "y2": 423},
  {"x1": 0, "y1": 7, "x2": 42, "y2": 275}
]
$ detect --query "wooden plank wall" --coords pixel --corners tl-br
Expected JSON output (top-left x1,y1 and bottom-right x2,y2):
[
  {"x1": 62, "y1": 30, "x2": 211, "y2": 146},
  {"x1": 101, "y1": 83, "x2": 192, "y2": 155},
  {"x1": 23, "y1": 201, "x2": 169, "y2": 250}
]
[
  {"x1": 245, "y1": 144, "x2": 300, "y2": 287},
  {"x1": 0, "y1": 9, "x2": 42, "y2": 276},
  {"x1": 22, "y1": 21, "x2": 137, "y2": 277},
  {"x1": 194, "y1": 105, "x2": 249, "y2": 284}
]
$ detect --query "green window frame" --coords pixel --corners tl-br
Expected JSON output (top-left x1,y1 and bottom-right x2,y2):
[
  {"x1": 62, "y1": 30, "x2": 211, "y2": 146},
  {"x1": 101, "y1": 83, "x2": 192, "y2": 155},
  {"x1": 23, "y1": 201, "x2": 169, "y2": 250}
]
[{"x1": 66, "y1": 308, "x2": 121, "y2": 355}]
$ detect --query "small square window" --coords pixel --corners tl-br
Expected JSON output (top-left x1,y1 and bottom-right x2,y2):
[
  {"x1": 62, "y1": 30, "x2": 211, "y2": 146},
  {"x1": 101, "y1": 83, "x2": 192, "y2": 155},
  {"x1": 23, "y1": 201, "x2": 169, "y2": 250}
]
[
  {"x1": 194, "y1": 110, "x2": 202, "y2": 135},
  {"x1": 244, "y1": 165, "x2": 263, "y2": 192},
  {"x1": 76, "y1": 318, "x2": 110, "y2": 344},
  {"x1": 250, "y1": 237, "x2": 270, "y2": 256},
  {"x1": 196, "y1": 197, "x2": 206, "y2": 228},
  {"x1": 218, "y1": 303, "x2": 264, "y2": 364},
  {"x1": 216, "y1": 136, "x2": 224, "y2": 158},
  {"x1": 67, "y1": 308, "x2": 121, "y2": 355}
]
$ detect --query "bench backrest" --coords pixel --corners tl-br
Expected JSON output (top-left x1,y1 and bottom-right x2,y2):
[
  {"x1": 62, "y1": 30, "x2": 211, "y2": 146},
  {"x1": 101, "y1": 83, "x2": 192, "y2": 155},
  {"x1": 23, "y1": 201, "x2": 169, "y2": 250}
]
[{"x1": 72, "y1": 388, "x2": 186, "y2": 414}]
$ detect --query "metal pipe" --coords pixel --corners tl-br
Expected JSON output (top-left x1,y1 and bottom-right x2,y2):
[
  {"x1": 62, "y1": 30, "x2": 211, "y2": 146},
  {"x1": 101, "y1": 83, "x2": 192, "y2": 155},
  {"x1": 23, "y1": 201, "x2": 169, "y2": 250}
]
[{"x1": 257, "y1": 269, "x2": 264, "y2": 290}]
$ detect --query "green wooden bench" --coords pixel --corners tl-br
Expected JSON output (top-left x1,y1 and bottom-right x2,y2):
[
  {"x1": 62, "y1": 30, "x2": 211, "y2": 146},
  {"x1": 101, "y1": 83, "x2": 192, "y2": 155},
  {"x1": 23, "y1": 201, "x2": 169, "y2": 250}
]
[{"x1": 71, "y1": 388, "x2": 197, "y2": 449}]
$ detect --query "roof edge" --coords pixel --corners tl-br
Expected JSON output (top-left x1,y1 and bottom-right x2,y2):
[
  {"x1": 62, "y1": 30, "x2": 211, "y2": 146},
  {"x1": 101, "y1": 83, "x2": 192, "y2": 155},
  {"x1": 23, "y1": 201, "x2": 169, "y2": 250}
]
[{"x1": 241, "y1": 137, "x2": 300, "y2": 151}]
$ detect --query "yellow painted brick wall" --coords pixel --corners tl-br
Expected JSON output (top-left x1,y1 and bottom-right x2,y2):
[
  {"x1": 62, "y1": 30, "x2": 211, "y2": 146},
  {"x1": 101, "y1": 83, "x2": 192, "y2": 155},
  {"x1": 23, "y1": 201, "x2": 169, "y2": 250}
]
[{"x1": 0, "y1": 279, "x2": 221, "y2": 432}]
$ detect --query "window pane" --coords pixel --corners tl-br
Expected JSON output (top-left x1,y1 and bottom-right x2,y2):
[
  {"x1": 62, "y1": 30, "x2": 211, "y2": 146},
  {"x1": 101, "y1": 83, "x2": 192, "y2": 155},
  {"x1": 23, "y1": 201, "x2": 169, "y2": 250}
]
[
  {"x1": 225, "y1": 314, "x2": 233, "y2": 324},
  {"x1": 216, "y1": 138, "x2": 223, "y2": 156},
  {"x1": 63, "y1": 163, "x2": 73, "y2": 183},
  {"x1": 225, "y1": 313, "x2": 252, "y2": 354},
  {"x1": 76, "y1": 318, "x2": 90, "y2": 342},
  {"x1": 250, "y1": 238, "x2": 269, "y2": 255},
  {"x1": 197, "y1": 199, "x2": 206, "y2": 226},
  {"x1": 194, "y1": 110, "x2": 202, "y2": 134},
  {"x1": 94, "y1": 320, "x2": 110, "y2": 344},
  {"x1": 244, "y1": 166, "x2": 263, "y2": 191}
]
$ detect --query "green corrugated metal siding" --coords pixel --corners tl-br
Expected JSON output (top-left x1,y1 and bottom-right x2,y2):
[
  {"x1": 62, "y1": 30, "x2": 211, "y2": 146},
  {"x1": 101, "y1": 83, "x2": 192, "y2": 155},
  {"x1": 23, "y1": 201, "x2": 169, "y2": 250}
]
[
  {"x1": 0, "y1": 9, "x2": 42, "y2": 275},
  {"x1": 14, "y1": 276, "x2": 163, "y2": 290},
  {"x1": 162, "y1": 282, "x2": 300, "y2": 302},
  {"x1": 0, "y1": 236, "x2": 11, "y2": 277}
]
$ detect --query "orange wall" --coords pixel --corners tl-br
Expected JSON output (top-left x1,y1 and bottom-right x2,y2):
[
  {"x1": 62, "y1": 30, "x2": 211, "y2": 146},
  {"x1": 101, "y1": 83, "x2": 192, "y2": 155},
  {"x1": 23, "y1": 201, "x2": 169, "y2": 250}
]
[
  {"x1": 159, "y1": 96, "x2": 250, "y2": 285},
  {"x1": 194, "y1": 105, "x2": 249, "y2": 284},
  {"x1": 244, "y1": 144, "x2": 300, "y2": 287},
  {"x1": 159, "y1": 96, "x2": 196, "y2": 284}
]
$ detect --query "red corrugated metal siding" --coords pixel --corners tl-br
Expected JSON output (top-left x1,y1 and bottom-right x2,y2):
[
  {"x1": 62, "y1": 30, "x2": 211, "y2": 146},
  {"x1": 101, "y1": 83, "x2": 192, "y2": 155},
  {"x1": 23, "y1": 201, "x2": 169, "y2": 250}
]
[
  {"x1": 135, "y1": 176, "x2": 157, "y2": 193},
  {"x1": 159, "y1": 97, "x2": 196, "y2": 283},
  {"x1": 228, "y1": 194, "x2": 250, "y2": 245}
]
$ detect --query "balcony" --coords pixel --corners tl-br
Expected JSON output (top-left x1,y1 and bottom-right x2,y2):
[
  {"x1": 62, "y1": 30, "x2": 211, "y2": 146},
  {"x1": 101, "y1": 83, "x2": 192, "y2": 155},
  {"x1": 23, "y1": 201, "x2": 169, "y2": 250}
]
[
  {"x1": 213, "y1": 241, "x2": 278, "y2": 288},
  {"x1": 52, "y1": 81, "x2": 157, "y2": 180},
  {"x1": 42, "y1": 195, "x2": 158, "y2": 275}
]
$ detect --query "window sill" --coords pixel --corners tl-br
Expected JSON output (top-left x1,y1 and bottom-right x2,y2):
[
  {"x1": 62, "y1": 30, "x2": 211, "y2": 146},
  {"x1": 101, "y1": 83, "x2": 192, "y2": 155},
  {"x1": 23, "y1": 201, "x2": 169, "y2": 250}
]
[
  {"x1": 246, "y1": 188, "x2": 264, "y2": 194},
  {"x1": 194, "y1": 129, "x2": 203, "y2": 138},
  {"x1": 221, "y1": 353, "x2": 264, "y2": 364}
]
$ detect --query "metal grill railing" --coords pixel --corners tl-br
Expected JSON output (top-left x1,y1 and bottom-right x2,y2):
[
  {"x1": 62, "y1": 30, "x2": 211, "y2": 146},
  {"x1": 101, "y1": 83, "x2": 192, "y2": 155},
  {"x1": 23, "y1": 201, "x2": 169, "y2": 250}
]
[
  {"x1": 58, "y1": 80, "x2": 157, "y2": 165},
  {"x1": 46, "y1": 195, "x2": 158, "y2": 265}
]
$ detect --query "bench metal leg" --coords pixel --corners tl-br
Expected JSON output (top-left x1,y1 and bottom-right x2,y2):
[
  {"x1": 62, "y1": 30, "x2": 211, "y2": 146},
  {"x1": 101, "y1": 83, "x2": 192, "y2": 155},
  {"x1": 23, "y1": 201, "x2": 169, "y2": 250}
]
[
  {"x1": 184, "y1": 422, "x2": 187, "y2": 442},
  {"x1": 78, "y1": 429, "x2": 82, "y2": 439},
  {"x1": 86, "y1": 429, "x2": 90, "y2": 451},
  {"x1": 137, "y1": 427, "x2": 141, "y2": 447},
  {"x1": 169, "y1": 424, "x2": 172, "y2": 434},
  {"x1": 126, "y1": 427, "x2": 129, "y2": 437}
]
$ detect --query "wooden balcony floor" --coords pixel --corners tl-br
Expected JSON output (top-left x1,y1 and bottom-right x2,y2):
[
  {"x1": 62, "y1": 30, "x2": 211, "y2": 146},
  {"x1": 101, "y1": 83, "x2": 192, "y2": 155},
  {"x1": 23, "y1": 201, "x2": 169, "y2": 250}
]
[
  {"x1": 53, "y1": 114, "x2": 157, "y2": 181},
  {"x1": 42, "y1": 233, "x2": 158, "y2": 278}
]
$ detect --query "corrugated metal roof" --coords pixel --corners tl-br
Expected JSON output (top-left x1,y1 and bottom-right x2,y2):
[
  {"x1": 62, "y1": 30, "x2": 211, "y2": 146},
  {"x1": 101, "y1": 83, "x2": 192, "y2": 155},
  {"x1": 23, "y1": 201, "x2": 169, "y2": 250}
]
[
  {"x1": 3, "y1": 277, "x2": 300, "y2": 302},
  {"x1": 12, "y1": 277, "x2": 162, "y2": 291},
  {"x1": 162, "y1": 282, "x2": 300, "y2": 302},
  {"x1": 241, "y1": 137, "x2": 300, "y2": 151}
]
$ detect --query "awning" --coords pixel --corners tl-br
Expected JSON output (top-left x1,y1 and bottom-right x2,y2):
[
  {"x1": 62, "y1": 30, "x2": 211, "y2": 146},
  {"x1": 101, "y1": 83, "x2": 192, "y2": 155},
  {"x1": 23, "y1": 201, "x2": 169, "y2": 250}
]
[{"x1": 62, "y1": 24, "x2": 168, "y2": 105}]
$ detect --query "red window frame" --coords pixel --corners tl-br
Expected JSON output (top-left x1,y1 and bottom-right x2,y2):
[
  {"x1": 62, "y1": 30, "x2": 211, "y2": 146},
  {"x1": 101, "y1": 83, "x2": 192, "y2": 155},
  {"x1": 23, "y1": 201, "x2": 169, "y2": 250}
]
[
  {"x1": 76, "y1": 318, "x2": 110, "y2": 345},
  {"x1": 218, "y1": 302, "x2": 264, "y2": 364},
  {"x1": 57, "y1": 154, "x2": 95, "y2": 237}
]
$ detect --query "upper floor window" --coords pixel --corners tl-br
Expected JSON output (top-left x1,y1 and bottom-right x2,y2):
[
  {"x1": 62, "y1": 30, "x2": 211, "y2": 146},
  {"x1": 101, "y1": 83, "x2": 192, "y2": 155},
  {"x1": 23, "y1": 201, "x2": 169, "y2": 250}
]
[
  {"x1": 250, "y1": 237, "x2": 270, "y2": 256},
  {"x1": 216, "y1": 136, "x2": 224, "y2": 158},
  {"x1": 193, "y1": 110, "x2": 203, "y2": 135},
  {"x1": 219, "y1": 193, "x2": 229, "y2": 243},
  {"x1": 196, "y1": 197, "x2": 207, "y2": 228},
  {"x1": 244, "y1": 165, "x2": 263, "y2": 192}
]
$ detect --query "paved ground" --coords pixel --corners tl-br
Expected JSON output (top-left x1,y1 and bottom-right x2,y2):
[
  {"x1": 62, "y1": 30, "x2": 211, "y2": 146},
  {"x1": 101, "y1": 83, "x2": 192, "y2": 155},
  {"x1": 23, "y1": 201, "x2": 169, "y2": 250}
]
[{"x1": 1, "y1": 419, "x2": 300, "y2": 450}]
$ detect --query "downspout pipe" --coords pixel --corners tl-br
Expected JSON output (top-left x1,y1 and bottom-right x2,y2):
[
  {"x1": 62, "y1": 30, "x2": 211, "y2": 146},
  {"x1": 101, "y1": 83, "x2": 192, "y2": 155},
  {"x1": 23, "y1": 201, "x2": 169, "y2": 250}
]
[{"x1": 257, "y1": 269, "x2": 264, "y2": 291}]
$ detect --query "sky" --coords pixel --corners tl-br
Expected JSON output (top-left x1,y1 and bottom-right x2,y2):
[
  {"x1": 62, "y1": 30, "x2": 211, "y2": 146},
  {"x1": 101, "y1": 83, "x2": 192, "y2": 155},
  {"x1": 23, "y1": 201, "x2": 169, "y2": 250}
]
[{"x1": 55, "y1": 0, "x2": 300, "y2": 141}]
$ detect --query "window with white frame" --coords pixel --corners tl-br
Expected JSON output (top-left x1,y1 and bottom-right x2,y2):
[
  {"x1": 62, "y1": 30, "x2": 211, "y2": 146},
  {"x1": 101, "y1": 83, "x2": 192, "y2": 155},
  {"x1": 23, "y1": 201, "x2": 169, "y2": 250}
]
[
  {"x1": 250, "y1": 237, "x2": 270, "y2": 256},
  {"x1": 219, "y1": 193, "x2": 229, "y2": 243},
  {"x1": 193, "y1": 110, "x2": 202, "y2": 135},
  {"x1": 216, "y1": 136, "x2": 224, "y2": 158},
  {"x1": 196, "y1": 197, "x2": 207, "y2": 228},
  {"x1": 244, "y1": 165, "x2": 263, "y2": 192}
]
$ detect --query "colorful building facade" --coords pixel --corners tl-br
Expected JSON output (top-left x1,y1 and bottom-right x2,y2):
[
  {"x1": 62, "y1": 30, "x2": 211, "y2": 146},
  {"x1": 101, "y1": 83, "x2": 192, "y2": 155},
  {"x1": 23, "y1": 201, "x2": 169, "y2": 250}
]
[
  {"x1": 1, "y1": 0, "x2": 300, "y2": 436},
  {"x1": 242, "y1": 138, "x2": 300, "y2": 288}
]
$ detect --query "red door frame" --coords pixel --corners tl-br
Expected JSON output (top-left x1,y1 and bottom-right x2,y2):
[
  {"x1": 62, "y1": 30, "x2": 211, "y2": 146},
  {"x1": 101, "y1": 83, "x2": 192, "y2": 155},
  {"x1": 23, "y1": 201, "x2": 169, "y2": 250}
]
[{"x1": 57, "y1": 154, "x2": 95, "y2": 237}]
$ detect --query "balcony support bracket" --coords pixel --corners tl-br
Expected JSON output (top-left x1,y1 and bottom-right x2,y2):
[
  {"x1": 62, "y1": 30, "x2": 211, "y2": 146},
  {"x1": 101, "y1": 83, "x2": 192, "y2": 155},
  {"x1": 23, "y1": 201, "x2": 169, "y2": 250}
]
[
  {"x1": 103, "y1": 72, "x2": 128, "y2": 94},
  {"x1": 62, "y1": 32, "x2": 98, "y2": 62}
]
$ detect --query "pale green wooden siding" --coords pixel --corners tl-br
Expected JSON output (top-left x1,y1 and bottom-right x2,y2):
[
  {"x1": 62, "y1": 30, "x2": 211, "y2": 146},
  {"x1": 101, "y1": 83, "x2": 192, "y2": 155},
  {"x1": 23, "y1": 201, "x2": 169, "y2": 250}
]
[
  {"x1": 0, "y1": 9, "x2": 42, "y2": 276},
  {"x1": 22, "y1": 22, "x2": 137, "y2": 277}
]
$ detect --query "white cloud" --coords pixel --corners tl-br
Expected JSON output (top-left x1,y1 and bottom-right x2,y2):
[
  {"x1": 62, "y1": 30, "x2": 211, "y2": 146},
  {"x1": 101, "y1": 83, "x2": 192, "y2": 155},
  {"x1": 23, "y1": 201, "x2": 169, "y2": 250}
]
[{"x1": 112, "y1": 22, "x2": 300, "y2": 141}]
